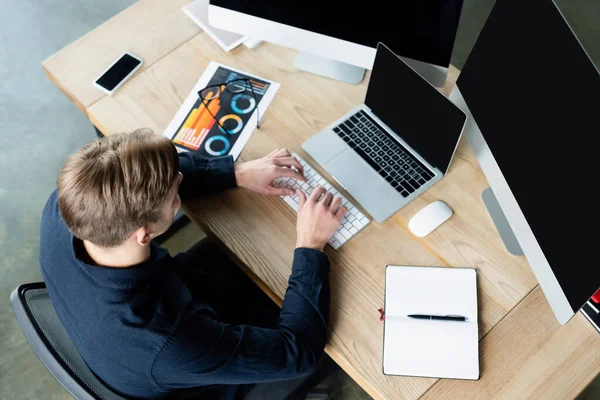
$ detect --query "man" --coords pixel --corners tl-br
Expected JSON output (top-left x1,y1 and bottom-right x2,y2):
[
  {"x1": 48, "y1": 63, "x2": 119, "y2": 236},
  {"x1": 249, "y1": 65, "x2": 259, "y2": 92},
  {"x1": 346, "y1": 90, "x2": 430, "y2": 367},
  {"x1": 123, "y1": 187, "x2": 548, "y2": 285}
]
[{"x1": 39, "y1": 128, "x2": 346, "y2": 399}]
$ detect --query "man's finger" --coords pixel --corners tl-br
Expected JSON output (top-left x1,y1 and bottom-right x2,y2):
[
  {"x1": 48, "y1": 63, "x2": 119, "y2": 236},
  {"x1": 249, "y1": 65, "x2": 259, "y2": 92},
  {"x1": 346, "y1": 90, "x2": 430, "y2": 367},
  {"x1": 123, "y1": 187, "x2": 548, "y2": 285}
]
[
  {"x1": 273, "y1": 157, "x2": 304, "y2": 173},
  {"x1": 266, "y1": 186, "x2": 295, "y2": 196},
  {"x1": 320, "y1": 191, "x2": 333, "y2": 206},
  {"x1": 330, "y1": 196, "x2": 342, "y2": 212},
  {"x1": 297, "y1": 189, "x2": 307, "y2": 209},
  {"x1": 272, "y1": 148, "x2": 290, "y2": 158},
  {"x1": 277, "y1": 167, "x2": 307, "y2": 182},
  {"x1": 309, "y1": 186, "x2": 326, "y2": 202},
  {"x1": 266, "y1": 148, "x2": 280, "y2": 158},
  {"x1": 335, "y1": 206, "x2": 348, "y2": 220}
]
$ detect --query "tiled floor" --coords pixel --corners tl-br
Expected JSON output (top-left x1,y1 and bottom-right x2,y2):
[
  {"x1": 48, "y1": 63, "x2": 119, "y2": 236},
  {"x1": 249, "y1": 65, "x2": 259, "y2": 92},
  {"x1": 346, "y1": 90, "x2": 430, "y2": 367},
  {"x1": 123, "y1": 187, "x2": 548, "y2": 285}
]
[{"x1": 1, "y1": 0, "x2": 598, "y2": 398}]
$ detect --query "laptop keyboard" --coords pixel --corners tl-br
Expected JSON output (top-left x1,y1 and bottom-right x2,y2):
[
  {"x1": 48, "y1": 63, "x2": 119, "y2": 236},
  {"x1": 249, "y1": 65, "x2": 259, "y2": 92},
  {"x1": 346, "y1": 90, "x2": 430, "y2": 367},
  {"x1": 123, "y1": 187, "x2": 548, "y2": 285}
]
[{"x1": 332, "y1": 109, "x2": 435, "y2": 197}]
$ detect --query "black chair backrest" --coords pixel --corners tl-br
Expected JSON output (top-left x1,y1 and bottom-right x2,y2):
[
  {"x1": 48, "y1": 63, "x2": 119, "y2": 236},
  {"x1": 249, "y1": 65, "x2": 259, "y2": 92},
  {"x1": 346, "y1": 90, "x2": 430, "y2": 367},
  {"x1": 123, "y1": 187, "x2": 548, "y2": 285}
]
[{"x1": 10, "y1": 282, "x2": 126, "y2": 400}]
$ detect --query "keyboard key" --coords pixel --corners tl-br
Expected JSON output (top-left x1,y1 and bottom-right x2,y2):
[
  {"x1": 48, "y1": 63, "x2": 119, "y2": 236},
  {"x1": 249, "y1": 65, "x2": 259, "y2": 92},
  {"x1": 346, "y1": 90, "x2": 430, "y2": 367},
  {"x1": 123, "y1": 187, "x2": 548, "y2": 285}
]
[
  {"x1": 332, "y1": 231, "x2": 345, "y2": 243},
  {"x1": 339, "y1": 228, "x2": 352, "y2": 239},
  {"x1": 283, "y1": 195, "x2": 298, "y2": 208},
  {"x1": 339, "y1": 124, "x2": 352, "y2": 135},
  {"x1": 350, "y1": 115, "x2": 359, "y2": 124},
  {"x1": 400, "y1": 181, "x2": 413, "y2": 193}
]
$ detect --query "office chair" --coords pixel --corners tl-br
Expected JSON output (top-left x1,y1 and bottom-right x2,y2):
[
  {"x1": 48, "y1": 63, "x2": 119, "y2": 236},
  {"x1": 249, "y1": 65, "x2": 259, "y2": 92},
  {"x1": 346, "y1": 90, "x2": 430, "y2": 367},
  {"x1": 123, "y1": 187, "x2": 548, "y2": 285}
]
[
  {"x1": 11, "y1": 282, "x2": 335, "y2": 400},
  {"x1": 10, "y1": 282, "x2": 126, "y2": 400}
]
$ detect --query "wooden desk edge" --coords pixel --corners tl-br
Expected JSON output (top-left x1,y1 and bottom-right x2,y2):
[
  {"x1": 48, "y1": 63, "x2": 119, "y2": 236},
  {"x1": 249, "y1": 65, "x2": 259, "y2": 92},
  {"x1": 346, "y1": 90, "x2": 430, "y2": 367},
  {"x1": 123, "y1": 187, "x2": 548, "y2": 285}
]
[{"x1": 42, "y1": 63, "x2": 89, "y2": 116}]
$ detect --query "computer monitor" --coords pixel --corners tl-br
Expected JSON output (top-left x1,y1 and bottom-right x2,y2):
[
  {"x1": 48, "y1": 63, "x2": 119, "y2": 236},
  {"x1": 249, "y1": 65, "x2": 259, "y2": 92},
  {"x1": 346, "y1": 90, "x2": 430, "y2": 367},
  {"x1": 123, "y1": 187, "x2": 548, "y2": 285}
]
[
  {"x1": 449, "y1": 0, "x2": 600, "y2": 324},
  {"x1": 208, "y1": 1, "x2": 464, "y2": 86}
]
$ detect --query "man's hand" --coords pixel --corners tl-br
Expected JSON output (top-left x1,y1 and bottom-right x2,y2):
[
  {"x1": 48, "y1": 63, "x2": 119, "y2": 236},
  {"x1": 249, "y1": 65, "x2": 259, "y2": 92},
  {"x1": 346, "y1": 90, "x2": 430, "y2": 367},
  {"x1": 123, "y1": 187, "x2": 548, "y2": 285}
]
[
  {"x1": 296, "y1": 187, "x2": 347, "y2": 251},
  {"x1": 235, "y1": 148, "x2": 306, "y2": 196}
]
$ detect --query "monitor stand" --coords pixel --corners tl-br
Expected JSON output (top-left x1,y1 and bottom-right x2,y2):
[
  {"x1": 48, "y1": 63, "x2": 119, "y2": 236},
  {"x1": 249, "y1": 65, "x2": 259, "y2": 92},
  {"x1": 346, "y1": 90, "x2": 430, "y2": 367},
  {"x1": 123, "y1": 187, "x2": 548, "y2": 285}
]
[
  {"x1": 294, "y1": 52, "x2": 366, "y2": 85},
  {"x1": 482, "y1": 188, "x2": 524, "y2": 256}
]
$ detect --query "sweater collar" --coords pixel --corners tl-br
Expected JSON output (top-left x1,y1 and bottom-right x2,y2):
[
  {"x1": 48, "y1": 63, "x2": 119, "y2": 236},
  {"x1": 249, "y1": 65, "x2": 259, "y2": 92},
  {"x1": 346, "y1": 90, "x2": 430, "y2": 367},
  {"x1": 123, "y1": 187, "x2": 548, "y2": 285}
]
[{"x1": 72, "y1": 237, "x2": 171, "y2": 289}]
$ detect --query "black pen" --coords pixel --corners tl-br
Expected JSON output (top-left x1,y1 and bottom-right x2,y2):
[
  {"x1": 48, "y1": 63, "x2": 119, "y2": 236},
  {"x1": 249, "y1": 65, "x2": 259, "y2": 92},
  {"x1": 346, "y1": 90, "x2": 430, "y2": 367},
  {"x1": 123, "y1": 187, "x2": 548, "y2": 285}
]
[{"x1": 407, "y1": 314, "x2": 467, "y2": 321}]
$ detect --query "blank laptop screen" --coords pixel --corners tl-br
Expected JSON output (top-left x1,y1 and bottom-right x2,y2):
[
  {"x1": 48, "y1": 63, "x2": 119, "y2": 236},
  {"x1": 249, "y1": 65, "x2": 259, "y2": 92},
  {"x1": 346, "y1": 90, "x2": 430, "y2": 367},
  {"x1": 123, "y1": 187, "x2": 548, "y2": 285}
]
[{"x1": 365, "y1": 44, "x2": 466, "y2": 174}]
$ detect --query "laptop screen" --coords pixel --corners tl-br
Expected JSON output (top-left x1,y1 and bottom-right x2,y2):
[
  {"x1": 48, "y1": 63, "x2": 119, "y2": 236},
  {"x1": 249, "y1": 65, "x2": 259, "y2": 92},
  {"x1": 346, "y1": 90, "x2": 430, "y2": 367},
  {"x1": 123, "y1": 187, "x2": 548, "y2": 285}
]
[{"x1": 365, "y1": 44, "x2": 466, "y2": 174}]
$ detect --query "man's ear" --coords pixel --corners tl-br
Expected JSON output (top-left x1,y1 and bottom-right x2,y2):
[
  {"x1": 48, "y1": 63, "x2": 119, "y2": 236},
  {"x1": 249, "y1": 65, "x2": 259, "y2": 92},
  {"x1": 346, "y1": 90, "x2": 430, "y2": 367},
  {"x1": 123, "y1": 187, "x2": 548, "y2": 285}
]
[{"x1": 132, "y1": 226, "x2": 151, "y2": 247}]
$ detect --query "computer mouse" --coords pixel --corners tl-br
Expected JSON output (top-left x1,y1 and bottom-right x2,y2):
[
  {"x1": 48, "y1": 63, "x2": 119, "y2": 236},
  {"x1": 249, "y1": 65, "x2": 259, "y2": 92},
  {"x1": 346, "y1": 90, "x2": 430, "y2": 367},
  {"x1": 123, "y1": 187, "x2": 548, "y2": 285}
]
[{"x1": 408, "y1": 200, "x2": 453, "y2": 237}]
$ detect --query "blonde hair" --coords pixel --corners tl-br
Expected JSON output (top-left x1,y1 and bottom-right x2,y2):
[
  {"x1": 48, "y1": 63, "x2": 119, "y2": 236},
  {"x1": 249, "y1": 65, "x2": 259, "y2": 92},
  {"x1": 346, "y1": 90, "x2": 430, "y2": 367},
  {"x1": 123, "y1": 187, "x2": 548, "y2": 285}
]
[{"x1": 57, "y1": 128, "x2": 179, "y2": 247}]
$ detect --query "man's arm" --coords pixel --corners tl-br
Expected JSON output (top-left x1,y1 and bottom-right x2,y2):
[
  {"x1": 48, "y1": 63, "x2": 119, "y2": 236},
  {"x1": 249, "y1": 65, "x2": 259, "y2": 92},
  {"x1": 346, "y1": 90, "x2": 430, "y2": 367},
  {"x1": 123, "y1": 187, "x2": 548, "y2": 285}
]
[
  {"x1": 178, "y1": 149, "x2": 308, "y2": 200},
  {"x1": 178, "y1": 152, "x2": 237, "y2": 200},
  {"x1": 152, "y1": 248, "x2": 330, "y2": 388}
]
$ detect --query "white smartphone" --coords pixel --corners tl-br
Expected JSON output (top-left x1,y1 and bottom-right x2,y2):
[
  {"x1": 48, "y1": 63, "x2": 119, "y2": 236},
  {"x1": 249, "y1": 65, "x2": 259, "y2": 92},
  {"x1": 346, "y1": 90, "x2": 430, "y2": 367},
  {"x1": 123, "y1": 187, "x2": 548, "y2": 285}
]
[{"x1": 94, "y1": 52, "x2": 143, "y2": 95}]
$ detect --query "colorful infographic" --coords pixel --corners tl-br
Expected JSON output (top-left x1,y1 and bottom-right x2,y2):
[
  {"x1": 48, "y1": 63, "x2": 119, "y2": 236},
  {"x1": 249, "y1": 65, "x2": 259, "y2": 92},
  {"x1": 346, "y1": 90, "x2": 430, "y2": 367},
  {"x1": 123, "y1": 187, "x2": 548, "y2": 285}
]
[{"x1": 171, "y1": 67, "x2": 271, "y2": 157}]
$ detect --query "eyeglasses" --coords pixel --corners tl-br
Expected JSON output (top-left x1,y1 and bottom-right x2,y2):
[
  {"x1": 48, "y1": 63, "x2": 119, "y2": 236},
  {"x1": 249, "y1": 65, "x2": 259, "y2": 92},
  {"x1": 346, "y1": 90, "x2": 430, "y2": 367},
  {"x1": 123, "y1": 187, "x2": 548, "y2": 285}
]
[{"x1": 197, "y1": 79, "x2": 260, "y2": 135}]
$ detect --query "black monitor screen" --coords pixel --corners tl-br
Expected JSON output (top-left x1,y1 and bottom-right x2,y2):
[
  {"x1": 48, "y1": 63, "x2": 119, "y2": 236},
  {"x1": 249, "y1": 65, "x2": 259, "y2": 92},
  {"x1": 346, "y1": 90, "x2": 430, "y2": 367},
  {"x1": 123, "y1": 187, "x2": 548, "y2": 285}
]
[
  {"x1": 210, "y1": 1, "x2": 464, "y2": 67},
  {"x1": 457, "y1": 0, "x2": 600, "y2": 311}
]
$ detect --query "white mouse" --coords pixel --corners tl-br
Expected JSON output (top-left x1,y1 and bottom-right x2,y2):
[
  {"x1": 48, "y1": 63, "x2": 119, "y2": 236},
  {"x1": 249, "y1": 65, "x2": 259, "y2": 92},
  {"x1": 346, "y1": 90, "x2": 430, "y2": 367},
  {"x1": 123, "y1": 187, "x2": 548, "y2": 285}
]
[{"x1": 408, "y1": 200, "x2": 453, "y2": 237}]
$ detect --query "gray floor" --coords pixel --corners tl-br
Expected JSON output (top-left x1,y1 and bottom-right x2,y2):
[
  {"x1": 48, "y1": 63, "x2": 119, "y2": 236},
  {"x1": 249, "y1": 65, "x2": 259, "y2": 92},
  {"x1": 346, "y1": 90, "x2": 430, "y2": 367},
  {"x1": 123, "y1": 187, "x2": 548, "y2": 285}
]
[{"x1": 0, "y1": 0, "x2": 598, "y2": 399}]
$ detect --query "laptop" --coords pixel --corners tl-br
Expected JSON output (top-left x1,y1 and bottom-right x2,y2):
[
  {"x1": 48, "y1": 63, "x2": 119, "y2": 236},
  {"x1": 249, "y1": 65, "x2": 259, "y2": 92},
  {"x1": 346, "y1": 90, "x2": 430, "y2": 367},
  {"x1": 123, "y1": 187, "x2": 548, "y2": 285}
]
[{"x1": 302, "y1": 43, "x2": 467, "y2": 222}]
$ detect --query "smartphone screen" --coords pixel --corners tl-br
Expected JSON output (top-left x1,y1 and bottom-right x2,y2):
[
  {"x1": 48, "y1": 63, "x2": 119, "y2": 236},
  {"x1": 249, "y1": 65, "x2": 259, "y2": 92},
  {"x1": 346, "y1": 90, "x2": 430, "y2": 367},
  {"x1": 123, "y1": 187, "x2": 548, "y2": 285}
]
[{"x1": 95, "y1": 54, "x2": 142, "y2": 91}]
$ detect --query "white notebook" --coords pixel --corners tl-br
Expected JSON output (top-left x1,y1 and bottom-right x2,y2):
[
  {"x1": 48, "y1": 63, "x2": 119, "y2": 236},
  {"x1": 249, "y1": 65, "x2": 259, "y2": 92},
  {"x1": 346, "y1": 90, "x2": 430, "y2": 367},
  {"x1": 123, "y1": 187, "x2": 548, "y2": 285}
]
[{"x1": 383, "y1": 265, "x2": 479, "y2": 380}]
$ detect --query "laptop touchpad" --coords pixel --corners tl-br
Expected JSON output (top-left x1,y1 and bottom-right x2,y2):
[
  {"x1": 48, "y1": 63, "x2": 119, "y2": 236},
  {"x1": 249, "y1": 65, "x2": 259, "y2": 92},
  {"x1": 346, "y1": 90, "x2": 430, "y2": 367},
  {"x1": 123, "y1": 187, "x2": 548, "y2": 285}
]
[{"x1": 324, "y1": 149, "x2": 381, "y2": 197}]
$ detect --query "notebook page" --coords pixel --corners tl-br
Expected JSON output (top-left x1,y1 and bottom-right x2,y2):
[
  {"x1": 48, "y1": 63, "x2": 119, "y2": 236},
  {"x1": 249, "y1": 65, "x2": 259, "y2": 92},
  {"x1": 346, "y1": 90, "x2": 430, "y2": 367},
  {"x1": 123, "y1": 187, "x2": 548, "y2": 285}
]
[
  {"x1": 383, "y1": 317, "x2": 479, "y2": 379},
  {"x1": 385, "y1": 266, "x2": 477, "y2": 321}
]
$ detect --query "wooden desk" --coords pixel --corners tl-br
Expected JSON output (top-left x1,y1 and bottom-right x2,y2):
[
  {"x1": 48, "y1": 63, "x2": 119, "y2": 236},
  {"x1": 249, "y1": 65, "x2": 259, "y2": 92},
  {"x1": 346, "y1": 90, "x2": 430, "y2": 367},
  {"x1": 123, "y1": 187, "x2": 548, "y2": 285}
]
[{"x1": 43, "y1": 0, "x2": 600, "y2": 398}]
